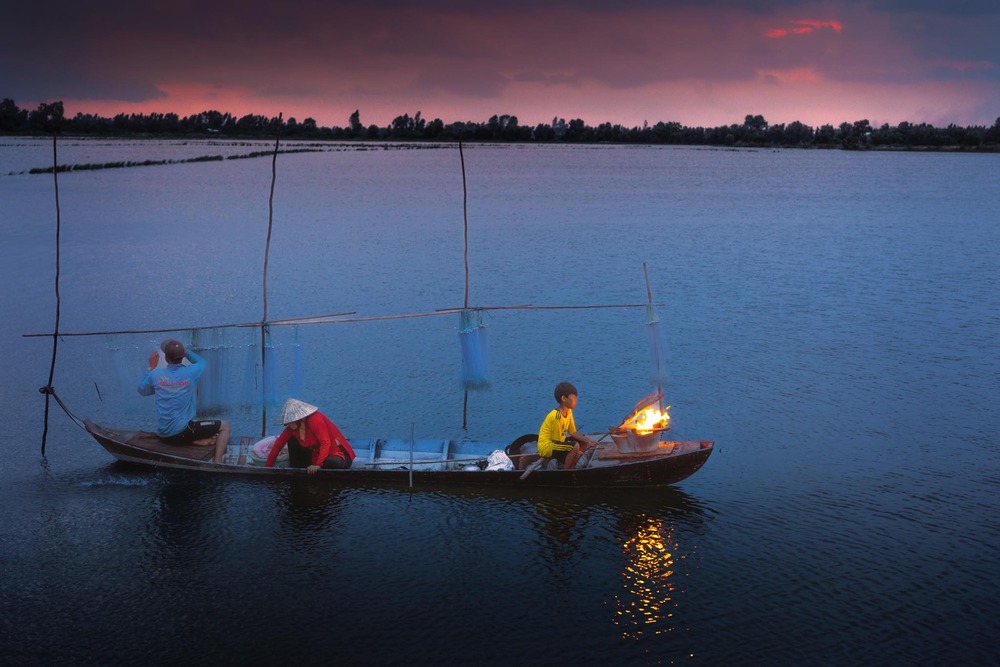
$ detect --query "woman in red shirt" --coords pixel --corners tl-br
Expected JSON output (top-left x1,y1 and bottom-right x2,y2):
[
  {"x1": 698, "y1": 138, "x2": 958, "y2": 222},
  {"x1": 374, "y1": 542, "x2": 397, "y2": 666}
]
[{"x1": 265, "y1": 398, "x2": 356, "y2": 474}]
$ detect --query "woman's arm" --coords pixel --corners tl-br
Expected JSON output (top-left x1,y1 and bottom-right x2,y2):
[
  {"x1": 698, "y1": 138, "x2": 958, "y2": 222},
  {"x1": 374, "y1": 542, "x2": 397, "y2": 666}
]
[{"x1": 265, "y1": 428, "x2": 291, "y2": 468}]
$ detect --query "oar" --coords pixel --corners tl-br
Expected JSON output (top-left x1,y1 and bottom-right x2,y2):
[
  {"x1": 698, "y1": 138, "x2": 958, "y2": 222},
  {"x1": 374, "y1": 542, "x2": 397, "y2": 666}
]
[{"x1": 519, "y1": 457, "x2": 547, "y2": 480}]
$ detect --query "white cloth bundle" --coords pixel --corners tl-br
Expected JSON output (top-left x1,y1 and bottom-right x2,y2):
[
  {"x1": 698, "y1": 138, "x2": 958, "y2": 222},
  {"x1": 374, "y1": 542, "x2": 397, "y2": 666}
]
[{"x1": 485, "y1": 450, "x2": 514, "y2": 471}]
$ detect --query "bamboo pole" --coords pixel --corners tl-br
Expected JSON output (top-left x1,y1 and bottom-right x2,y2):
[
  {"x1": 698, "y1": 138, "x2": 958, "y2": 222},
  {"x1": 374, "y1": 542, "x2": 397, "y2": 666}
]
[
  {"x1": 22, "y1": 311, "x2": 356, "y2": 338},
  {"x1": 40, "y1": 131, "x2": 62, "y2": 456},
  {"x1": 261, "y1": 114, "x2": 282, "y2": 436},
  {"x1": 23, "y1": 303, "x2": 660, "y2": 339},
  {"x1": 460, "y1": 138, "x2": 470, "y2": 431},
  {"x1": 643, "y1": 262, "x2": 665, "y2": 413}
]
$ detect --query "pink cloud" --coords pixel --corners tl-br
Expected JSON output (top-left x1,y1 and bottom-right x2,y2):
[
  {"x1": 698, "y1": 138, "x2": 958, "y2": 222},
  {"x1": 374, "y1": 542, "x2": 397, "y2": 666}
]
[
  {"x1": 937, "y1": 60, "x2": 996, "y2": 72},
  {"x1": 757, "y1": 68, "x2": 824, "y2": 84},
  {"x1": 766, "y1": 19, "x2": 843, "y2": 38}
]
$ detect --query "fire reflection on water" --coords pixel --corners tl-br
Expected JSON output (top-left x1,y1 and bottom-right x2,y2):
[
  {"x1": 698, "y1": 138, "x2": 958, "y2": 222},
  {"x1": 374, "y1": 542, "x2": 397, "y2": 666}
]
[{"x1": 612, "y1": 515, "x2": 685, "y2": 640}]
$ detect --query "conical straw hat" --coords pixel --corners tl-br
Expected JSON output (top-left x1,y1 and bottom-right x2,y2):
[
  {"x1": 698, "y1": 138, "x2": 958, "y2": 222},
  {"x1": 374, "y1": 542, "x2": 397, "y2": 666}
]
[{"x1": 281, "y1": 398, "x2": 319, "y2": 424}]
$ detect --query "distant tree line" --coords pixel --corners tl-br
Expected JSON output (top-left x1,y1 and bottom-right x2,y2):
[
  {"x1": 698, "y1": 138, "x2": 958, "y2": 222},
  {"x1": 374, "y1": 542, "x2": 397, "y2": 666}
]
[{"x1": 3, "y1": 98, "x2": 999, "y2": 150}]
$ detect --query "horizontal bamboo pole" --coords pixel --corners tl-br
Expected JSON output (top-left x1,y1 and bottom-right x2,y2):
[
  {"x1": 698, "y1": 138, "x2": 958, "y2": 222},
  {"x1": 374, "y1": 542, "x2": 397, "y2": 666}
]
[{"x1": 23, "y1": 302, "x2": 662, "y2": 338}]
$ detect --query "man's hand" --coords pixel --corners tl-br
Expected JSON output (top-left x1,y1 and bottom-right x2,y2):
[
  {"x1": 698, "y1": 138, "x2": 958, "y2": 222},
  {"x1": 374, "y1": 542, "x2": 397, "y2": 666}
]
[
  {"x1": 307, "y1": 464, "x2": 321, "y2": 475},
  {"x1": 147, "y1": 351, "x2": 159, "y2": 370}
]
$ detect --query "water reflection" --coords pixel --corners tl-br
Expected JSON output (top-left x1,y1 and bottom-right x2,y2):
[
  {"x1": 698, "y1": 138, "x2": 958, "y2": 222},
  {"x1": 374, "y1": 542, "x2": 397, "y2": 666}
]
[
  {"x1": 612, "y1": 513, "x2": 681, "y2": 640},
  {"x1": 274, "y1": 478, "x2": 347, "y2": 532},
  {"x1": 511, "y1": 485, "x2": 710, "y2": 642},
  {"x1": 598, "y1": 488, "x2": 708, "y2": 642},
  {"x1": 533, "y1": 499, "x2": 588, "y2": 563},
  {"x1": 146, "y1": 469, "x2": 227, "y2": 577}
]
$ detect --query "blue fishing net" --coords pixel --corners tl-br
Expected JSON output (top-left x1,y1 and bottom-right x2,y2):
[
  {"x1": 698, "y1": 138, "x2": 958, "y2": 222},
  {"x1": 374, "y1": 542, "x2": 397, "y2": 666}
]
[
  {"x1": 459, "y1": 308, "x2": 490, "y2": 390},
  {"x1": 646, "y1": 304, "x2": 669, "y2": 390}
]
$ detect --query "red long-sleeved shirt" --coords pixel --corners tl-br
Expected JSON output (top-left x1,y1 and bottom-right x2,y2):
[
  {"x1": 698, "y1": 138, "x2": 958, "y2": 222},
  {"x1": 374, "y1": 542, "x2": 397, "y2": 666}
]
[{"x1": 265, "y1": 411, "x2": 356, "y2": 467}]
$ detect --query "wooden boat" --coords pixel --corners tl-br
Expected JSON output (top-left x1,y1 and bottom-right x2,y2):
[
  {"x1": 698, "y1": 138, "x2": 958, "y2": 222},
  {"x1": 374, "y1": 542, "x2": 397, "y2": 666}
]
[{"x1": 83, "y1": 420, "x2": 713, "y2": 489}]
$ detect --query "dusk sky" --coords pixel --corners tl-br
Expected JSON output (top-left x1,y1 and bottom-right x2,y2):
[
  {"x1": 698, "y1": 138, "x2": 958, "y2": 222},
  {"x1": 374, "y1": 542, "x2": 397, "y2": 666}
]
[{"x1": 5, "y1": 0, "x2": 998, "y2": 129}]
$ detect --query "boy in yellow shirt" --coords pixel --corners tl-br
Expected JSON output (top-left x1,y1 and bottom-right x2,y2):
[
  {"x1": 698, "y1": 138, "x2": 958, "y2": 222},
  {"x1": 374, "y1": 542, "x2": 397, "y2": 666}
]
[{"x1": 537, "y1": 382, "x2": 598, "y2": 469}]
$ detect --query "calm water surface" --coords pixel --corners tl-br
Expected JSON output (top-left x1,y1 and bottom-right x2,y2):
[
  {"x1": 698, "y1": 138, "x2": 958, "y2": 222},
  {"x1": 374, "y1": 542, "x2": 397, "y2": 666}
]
[{"x1": 1, "y1": 139, "x2": 998, "y2": 665}]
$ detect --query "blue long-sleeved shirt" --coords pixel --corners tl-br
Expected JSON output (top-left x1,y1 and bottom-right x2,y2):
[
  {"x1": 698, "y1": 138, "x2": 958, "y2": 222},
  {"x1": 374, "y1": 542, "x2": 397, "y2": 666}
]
[{"x1": 137, "y1": 350, "x2": 206, "y2": 437}]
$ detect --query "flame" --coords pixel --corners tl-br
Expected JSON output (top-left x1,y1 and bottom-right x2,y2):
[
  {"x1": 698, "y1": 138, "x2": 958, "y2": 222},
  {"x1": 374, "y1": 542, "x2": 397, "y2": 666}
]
[{"x1": 620, "y1": 404, "x2": 671, "y2": 435}]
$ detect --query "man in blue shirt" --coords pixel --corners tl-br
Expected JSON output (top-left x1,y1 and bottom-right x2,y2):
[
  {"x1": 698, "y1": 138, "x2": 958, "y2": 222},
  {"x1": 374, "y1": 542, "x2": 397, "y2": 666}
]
[{"x1": 137, "y1": 339, "x2": 230, "y2": 464}]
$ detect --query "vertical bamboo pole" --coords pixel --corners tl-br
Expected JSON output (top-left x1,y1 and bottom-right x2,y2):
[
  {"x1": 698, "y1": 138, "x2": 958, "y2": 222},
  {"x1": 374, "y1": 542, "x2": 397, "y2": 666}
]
[
  {"x1": 460, "y1": 138, "x2": 470, "y2": 430},
  {"x1": 40, "y1": 132, "x2": 62, "y2": 455},
  {"x1": 261, "y1": 114, "x2": 282, "y2": 436},
  {"x1": 642, "y1": 262, "x2": 653, "y2": 305},
  {"x1": 643, "y1": 262, "x2": 664, "y2": 413}
]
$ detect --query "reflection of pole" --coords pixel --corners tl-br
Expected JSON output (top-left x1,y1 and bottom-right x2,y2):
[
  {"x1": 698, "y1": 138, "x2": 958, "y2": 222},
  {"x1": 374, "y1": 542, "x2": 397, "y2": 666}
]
[
  {"x1": 460, "y1": 138, "x2": 470, "y2": 430},
  {"x1": 409, "y1": 422, "x2": 415, "y2": 489},
  {"x1": 261, "y1": 114, "x2": 282, "y2": 436}
]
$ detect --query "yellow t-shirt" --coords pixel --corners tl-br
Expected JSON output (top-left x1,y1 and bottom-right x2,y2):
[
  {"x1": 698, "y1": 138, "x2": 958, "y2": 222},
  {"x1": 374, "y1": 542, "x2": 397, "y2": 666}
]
[{"x1": 537, "y1": 408, "x2": 576, "y2": 457}]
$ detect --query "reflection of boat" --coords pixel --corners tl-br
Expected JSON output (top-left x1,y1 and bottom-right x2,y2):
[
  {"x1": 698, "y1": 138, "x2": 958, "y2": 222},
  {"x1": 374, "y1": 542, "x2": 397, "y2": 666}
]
[{"x1": 84, "y1": 420, "x2": 713, "y2": 489}]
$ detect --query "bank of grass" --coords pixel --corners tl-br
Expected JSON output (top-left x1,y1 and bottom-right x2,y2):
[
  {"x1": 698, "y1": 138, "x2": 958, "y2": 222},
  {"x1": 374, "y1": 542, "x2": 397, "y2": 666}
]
[
  {"x1": 13, "y1": 147, "x2": 323, "y2": 176},
  {"x1": 8, "y1": 143, "x2": 451, "y2": 176}
]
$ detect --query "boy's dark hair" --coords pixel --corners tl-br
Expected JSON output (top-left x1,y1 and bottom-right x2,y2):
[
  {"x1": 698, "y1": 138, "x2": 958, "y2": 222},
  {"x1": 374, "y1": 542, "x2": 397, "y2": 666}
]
[{"x1": 554, "y1": 382, "x2": 578, "y2": 403}]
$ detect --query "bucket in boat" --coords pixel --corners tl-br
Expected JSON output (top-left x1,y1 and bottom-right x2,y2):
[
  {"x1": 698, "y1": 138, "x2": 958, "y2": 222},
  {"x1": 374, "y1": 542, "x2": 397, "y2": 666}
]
[
  {"x1": 248, "y1": 435, "x2": 288, "y2": 466},
  {"x1": 610, "y1": 428, "x2": 668, "y2": 453}
]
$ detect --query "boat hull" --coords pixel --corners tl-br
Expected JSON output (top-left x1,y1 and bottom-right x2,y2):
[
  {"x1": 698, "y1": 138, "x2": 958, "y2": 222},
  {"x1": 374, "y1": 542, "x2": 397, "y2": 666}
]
[{"x1": 84, "y1": 420, "x2": 713, "y2": 489}]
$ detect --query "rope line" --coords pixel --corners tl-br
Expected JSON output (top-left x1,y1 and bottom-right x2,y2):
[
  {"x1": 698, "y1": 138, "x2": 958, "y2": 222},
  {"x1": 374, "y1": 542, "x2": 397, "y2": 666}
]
[{"x1": 38, "y1": 386, "x2": 87, "y2": 431}]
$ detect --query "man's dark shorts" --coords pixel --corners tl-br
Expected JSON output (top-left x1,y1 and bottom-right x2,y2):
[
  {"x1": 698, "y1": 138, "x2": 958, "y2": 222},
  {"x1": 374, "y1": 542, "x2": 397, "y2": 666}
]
[{"x1": 159, "y1": 419, "x2": 222, "y2": 445}]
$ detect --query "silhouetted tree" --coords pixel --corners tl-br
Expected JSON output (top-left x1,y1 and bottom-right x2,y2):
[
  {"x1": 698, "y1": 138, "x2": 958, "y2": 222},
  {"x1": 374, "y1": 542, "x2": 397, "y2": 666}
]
[
  {"x1": 349, "y1": 109, "x2": 363, "y2": 135},
  {"x1": 1, "y1": 97, "x2": 995, "y2": 150},
  {"x1": 28, "y1": 101, "x2": 64, "y2": 133},
  {"x1": 744, "y1": 114, "x2": 767, "y2": 130},
  {"x1": 425, "y1": 118, "x2": 444, "y2": 139},
  {"x1": 0, "y1": 98, "x2": 28, "y2": 131},
  {"x1": 533, "y1": 123, "x2": 555, "y2": 141},
  {"x1": 986, "y1": 117, "x2": 1000, "y2": 144}
]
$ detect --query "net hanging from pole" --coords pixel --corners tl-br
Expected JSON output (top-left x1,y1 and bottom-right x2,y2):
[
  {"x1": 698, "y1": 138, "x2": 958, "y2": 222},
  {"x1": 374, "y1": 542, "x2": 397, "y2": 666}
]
[
  {"x1": 645, "y1": 303, "x2": 669, "y2": 391},
  {"x1": 262, "y1": 329, "x2": 280, "y2": 412},
  {"x1": 642, "y1": 262, "x2": 669, "y2": 399},
  {"x1": 459, "y1": 308, "x2": 490, "y2": 390}
]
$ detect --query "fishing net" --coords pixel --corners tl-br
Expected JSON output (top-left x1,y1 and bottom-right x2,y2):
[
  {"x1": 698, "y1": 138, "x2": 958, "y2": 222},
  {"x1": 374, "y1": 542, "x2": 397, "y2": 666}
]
[
  {"x1": 103, "y1": 325, "x2": 305, "y2": 421},
  {"x1": 459, "y1": 308, "x2": 490, "y2": 390},
  {"x1": 191, "y1": 327, "x2": 234, "y2": 417},
  {"x1": 645, "y1": 304, "x2": 669, "y2": 391}
]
